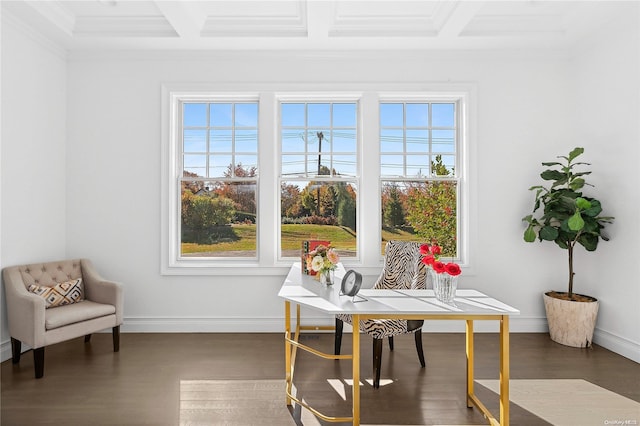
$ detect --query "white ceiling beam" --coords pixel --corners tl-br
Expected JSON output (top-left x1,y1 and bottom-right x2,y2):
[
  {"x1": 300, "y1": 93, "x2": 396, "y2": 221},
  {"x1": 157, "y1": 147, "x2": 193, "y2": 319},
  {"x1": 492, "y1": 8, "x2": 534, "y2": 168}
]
[
  {"x1": 154, "y1": 0, "x2": 206, "y2": 39},
  {"x1": 434, "y1": 0, "x2": 485, "y2": 39},
  {"x1": 306, "y1": 0, "x2": 329, "y2": 41}
]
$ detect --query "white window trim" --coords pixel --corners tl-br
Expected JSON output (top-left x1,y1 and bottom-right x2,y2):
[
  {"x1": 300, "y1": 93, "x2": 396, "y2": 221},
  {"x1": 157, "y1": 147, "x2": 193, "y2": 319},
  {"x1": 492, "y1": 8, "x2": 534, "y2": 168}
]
[{"x1": 161, "y1": 83, "x2": 476, "y2": 276}]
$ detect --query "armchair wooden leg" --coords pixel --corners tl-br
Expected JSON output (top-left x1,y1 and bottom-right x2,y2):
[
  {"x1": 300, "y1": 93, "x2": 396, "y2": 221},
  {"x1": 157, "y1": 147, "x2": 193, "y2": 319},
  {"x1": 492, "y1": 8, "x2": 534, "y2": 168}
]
[
  {"x1": 34, "y1": 347, "x2": 44, "y2": 379},
  {"x1": 414, "y1": 329, "x2": 426, "y2": 368},
  {"x1": 334, "y1": 318, "x2": 343, "y2": 355},
  {"x1": 388, "y1": 336, "x2": 394, "y2": 351},
  {"x1": 11, "y1": 338, "x2": 21, "y2": 364},
  {"x1": 112, "y1": 326, "x2": 120, "y2": 352},
  {"x1": 84, "y1": 334, "x2": 92, "y2": 343},
  {"x1": 373, "y1": 338, "x2": 383, "y2": 389}
]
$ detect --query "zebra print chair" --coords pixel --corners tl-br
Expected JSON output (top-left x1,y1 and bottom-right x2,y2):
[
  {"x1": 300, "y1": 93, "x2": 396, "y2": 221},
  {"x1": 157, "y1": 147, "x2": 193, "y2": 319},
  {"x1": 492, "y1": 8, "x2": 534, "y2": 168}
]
[{"x1": 335, "y1": 240, "x2": 427, "y2": 388}]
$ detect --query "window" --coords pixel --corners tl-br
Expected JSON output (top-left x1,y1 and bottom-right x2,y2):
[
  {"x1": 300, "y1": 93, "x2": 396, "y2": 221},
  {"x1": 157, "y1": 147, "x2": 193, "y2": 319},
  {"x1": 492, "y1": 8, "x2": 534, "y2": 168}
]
[
  {"x1": 180, "y1": 100, "x2": 259, "y2": 258},
  {"x1": 279, "y1": 101, "x2": 358, "y2": 259},
  {"x1": 380, "y1": 101, "x2": 459, "y2": 258},
  {"x1": 162, "y1": 87, "x2": 471, "y2": 274}
]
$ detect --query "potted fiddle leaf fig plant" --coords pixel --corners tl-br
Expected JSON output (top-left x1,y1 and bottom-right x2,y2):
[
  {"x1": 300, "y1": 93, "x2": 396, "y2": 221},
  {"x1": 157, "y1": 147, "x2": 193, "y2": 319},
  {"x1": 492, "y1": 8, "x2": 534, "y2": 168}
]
[{"x1": 522, "y1": 147, "x2": 614, "y2": 348}]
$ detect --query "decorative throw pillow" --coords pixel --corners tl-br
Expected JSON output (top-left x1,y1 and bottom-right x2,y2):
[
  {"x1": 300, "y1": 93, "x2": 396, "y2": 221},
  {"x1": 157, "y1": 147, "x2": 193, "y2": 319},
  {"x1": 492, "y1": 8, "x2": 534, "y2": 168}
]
[{"x1": 28, "y1": 278, "x2": 84, "y2": 308}]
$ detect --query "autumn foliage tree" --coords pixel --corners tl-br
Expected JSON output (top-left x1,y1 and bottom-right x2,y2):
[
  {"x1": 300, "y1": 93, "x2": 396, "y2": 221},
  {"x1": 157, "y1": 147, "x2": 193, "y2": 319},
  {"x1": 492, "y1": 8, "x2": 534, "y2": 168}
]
[
  {"x1": 404, "y1": 156, "x2": 457, "y2": 256},
  {"x1": 382, "y1": 183, "x2": 406, "y2": 228},
  {"x1": 216, "y1": 163, "x2": 257, "y2": 217}
]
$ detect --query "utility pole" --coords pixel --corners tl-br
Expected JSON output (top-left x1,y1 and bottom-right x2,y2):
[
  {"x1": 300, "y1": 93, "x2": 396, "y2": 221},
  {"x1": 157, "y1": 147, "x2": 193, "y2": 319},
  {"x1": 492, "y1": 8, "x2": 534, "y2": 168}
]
[
  {"x1": 316, "y1": 131, "x2": 323, "y2": 175},
  {"x1": 316, "y1": 131, "x2": 323, "y2": 215}
]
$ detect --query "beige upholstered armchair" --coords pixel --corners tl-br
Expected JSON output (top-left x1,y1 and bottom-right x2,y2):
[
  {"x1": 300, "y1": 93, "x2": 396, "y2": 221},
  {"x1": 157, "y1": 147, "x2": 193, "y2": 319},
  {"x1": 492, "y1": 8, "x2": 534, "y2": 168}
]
[{"x1": 2, "y1": 259, "x2": 123, "y2": 378}]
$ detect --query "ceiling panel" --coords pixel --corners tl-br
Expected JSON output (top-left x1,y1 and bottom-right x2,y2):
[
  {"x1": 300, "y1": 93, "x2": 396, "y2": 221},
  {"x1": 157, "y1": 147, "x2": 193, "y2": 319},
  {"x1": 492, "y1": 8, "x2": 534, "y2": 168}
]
[
  {"x1": 329, "y1": 0, "x2": 437, "y2": 37},
  {"x1": 199, "y1": 0, "x2": 307, "y2": 37},
  {"x1": 1, "y1": 0, "x2": 634, "y2": 51}
]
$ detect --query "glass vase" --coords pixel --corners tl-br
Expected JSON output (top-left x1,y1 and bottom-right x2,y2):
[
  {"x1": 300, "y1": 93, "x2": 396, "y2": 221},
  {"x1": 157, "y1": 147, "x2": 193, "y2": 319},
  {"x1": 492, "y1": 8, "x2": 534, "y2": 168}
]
[
  {"x1": 430, "y1": 269, "x2": 458, "y2": 303},
  {"x1": 320, "y1": 269, "x2": 334, "y2": 286}
]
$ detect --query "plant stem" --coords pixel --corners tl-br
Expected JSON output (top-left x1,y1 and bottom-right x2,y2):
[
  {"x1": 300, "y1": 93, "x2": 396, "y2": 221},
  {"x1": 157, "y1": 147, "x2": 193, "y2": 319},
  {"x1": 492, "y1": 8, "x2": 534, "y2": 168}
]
[
  {"x1": 568, "y1": 240, "x2": 575, "y2": 299},
  {"x1": 569, "y1": 244, "x2": 573, "y2": 300}
]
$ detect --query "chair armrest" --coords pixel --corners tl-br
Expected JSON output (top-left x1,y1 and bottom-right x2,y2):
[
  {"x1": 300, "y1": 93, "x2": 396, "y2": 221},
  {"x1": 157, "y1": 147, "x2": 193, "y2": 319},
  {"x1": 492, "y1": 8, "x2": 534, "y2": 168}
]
[
  {"x1": 81, "y1": 259, "x2": 124, "y2": 325},
  {"x1": 2, "y1": 267, "x2": 46, "y2": 348}
]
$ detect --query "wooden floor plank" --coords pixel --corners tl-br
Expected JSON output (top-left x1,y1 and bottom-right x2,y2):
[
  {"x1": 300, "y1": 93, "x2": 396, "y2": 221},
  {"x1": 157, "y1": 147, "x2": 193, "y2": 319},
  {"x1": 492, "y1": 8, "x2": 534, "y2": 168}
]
[{"x1": 1, "y1": 333, "x2": 638, "y2": 425}]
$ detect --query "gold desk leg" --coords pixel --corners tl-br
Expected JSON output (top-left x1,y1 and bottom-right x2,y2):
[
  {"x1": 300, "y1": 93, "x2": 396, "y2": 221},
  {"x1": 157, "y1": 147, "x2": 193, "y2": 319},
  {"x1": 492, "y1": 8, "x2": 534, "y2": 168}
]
[
  {"x1": 352, "y1": 314, "x2": 360, "y2": 426},
  {"x1": 500, "y1": 315, "x2": 510, "y2": 425},
  {"x1": 285, "y1": 301, "x2": 292, "y2": 406},
  {"x1": 466, "y1": 319, "x2": 474, "y2": 408}
]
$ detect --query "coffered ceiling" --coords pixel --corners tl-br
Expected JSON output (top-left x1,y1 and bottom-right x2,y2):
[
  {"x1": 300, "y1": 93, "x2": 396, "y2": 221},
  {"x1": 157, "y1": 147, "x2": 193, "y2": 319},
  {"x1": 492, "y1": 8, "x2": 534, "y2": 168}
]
[{"x1": 2, "y1": 0, "x2": 633, "y2": 52}]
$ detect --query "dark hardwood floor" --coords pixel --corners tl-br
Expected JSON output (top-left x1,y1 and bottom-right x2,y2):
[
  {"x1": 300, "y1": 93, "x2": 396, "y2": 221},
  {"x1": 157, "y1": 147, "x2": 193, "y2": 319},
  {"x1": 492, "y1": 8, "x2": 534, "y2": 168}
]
[{"x1": 1, "y1": 332, "x2": 638, "y2": 425}]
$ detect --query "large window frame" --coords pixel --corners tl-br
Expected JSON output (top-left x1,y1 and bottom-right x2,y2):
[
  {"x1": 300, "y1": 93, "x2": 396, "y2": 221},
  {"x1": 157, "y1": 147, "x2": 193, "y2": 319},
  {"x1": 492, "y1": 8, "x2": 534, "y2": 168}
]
[{"x1": 161, "y1": 85, "x2": 475, "y2": 276}]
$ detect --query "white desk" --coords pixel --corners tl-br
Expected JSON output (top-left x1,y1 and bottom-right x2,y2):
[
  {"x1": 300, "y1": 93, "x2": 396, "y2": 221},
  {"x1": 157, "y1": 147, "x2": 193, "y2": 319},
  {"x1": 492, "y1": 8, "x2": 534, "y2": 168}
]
[{"x1": 278, "y1": 263, "x2": 520, "y2": 426}]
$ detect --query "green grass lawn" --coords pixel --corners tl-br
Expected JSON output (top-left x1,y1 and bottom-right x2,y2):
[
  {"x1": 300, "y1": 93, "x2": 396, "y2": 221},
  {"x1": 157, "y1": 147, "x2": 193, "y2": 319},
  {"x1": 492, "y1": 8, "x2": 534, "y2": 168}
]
[
  {"x1": 182, "y1": 223, "x2": 417, "y2": 255},
  {"x1": 181, "y1": 224, "x2": 256, "y2": 254}
]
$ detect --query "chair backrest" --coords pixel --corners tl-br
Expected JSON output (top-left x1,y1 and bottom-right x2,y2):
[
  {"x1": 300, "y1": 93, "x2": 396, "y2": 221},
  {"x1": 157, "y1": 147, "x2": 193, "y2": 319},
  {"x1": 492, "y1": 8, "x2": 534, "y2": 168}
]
[
  {"x1": 11, "y1": 260, "x2": 83, "y2": 290},
  {"x1": 374, "y1": 241, "x2": 427, "y2": 290}
]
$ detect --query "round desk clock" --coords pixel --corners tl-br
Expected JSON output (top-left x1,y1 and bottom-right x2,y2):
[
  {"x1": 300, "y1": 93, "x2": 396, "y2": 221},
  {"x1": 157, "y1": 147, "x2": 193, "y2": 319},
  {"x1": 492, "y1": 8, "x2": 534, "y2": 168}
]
[{"x1": 340, "y1": 269, "x2": 367, "y2": 302}]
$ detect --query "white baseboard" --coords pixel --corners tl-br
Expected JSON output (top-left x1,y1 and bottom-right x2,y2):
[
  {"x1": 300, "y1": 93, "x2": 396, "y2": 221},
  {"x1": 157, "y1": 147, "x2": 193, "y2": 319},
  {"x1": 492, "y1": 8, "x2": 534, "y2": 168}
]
[
  {"x1": 2, "y1": 316, "x2": 636, "y2": 364},
  {"x1": 594, "y1": 328, "x2": 640, "y2": 363}
]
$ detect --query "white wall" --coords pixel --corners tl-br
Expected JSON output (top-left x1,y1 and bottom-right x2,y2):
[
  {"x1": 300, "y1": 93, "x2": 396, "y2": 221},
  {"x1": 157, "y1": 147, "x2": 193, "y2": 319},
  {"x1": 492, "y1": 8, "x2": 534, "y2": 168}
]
[
  {"x1": 2, "y1": 5, "x2": 638, "y2": 363},
  {"x1": 0, "y1": 18, "x2": 68, "y2": 355},
  {"x1": 63, "y1": 50, "x2": 572, "y2": 329},
  {"x1": 568, "y1": 10, "x2": 640, "y2": 361}
]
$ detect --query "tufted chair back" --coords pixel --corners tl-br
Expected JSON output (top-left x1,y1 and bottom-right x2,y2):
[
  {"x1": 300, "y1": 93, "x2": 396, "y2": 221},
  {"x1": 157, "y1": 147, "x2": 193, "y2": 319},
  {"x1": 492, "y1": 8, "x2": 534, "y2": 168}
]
[
  {"x1": 374, "y1": 241, "x2": 427, "y2": 290},
  {"x1": 17, "y1": 260, "x2": 83, "y2": 289}
]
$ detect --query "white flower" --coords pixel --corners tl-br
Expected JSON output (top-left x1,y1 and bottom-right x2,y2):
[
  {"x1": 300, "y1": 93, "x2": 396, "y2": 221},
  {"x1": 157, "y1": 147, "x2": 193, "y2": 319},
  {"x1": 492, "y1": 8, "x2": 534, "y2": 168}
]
[{"x1": 311, "y1": 255, "x2": 324, "y2": 272}]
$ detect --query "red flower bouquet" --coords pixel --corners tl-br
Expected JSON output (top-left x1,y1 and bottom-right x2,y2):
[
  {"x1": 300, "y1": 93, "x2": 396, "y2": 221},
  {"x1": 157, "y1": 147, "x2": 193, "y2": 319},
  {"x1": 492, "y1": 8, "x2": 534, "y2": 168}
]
[{"x1": 419, "y1": 244, "x2": 461, "y2": 276}]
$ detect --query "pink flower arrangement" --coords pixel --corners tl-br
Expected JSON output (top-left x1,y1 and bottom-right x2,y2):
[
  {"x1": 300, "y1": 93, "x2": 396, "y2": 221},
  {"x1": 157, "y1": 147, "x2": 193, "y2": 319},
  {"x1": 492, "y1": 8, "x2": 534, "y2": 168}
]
[
  {"x1": 420, "y1": 244, "x2": 461, "y2": 276},
  {"x1": 306, "y1": 244, "x2": 340, "y2": 273}
]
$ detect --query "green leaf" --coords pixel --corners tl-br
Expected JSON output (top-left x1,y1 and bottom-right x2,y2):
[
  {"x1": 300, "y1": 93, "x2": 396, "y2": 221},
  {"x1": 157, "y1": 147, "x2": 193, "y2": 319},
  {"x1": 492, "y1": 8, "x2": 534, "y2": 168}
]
[
  {"x1": 524, "y1": 226, "x2": 536, "y2": 242},
  {"x1": 539, "y1": 226, "x2": 558, "y2": 241},
  {"x1": 568, "y1": 147, "x2": 584, "y2": 162},
  {"x1": 568, "y1": 211, "x2": 585, "y2": 231},
  {"x1": 541, "y1": 170, "x2": 566, "y2": 181},
  {"x1": 572, "y1": 171, "x2": 592, "y2": 178},
  {"x1": 575, "y1": 197, "x2": 591, "y2": 210},
  {"x1": 578, "y1": 233, "x2": 599, "y2": 251},
  {"x1": 582, "y1": 199, "x2": 603, "y2": 217},
  {"x1": 569, "y1": 178, "x2": 586, "y2": 191},
  {"x1": 541, "y1": 161, "x2": 563, "y2": 166}
]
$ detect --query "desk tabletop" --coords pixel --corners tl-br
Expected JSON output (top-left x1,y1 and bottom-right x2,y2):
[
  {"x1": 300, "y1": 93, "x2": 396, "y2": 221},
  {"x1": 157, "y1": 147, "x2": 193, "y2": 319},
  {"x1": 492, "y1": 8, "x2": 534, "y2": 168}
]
[{"x1": 278, "y1": 263, "x2": 520, "y2": 316}]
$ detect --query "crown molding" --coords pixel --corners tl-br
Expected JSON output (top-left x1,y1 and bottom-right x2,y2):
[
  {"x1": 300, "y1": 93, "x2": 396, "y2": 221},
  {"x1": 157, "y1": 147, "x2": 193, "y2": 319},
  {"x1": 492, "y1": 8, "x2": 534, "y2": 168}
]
[
  {"x1": 73, "y1": 16, "x2": 178, "y2": 38},
  {"x1": 2, "y1": 7, "x2": 67, "y2": 61},
  {"x1": 23, "y1": 0, "x2": 74, "y2": 37},
  {"x1": 66, "y1": 46, "x2": 570, "y2": 64}
]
